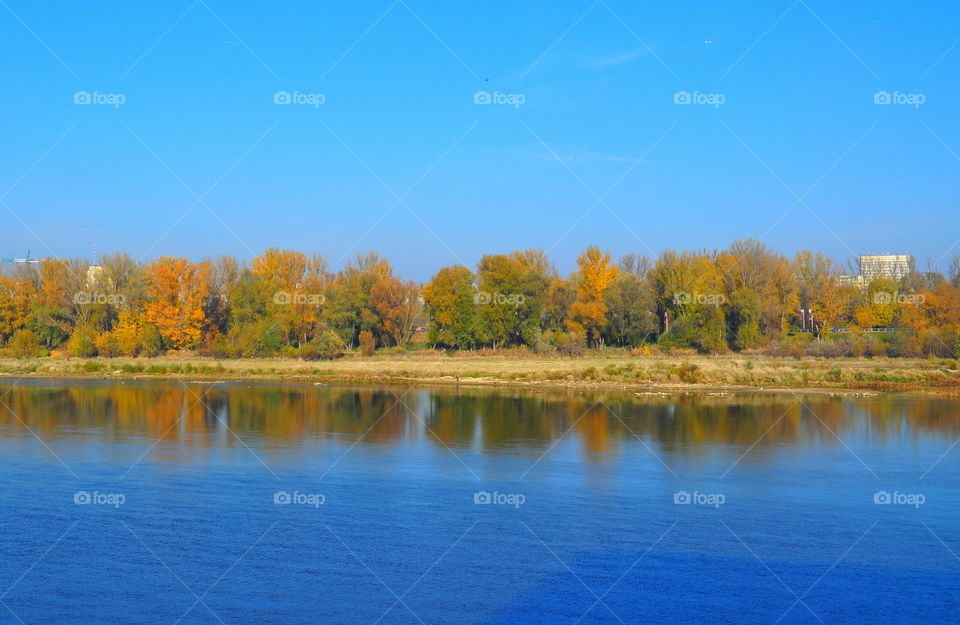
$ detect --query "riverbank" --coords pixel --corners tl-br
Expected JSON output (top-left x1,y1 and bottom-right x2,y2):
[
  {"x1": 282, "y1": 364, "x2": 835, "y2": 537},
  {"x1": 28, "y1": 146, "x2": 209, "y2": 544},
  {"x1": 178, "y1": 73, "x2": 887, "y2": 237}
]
[{"x1": 0, "y1": 352, "x2": 957, "y2": 395}]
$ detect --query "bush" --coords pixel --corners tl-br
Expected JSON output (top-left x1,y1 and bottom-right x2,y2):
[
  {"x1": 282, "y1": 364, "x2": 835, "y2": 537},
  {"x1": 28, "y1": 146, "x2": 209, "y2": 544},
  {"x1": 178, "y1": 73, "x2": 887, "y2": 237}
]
[
  {"x1": 236, "y1": 319, "x2": 283, "y2": 357},
  {"x1": 300, "y1": 330, "x2": 346, "y2": 360},
  {"x1": 807, "y1": 338, "x2": 852, "y2": 358},
  {"x1": 208, "y1": 333, "x2": 239, "y2": 359},
  {"x1": 359, "y1": 330, "x2": 375, "y2": 357},
  {"x1": 95, "y1": 332, "x2": 119, "y2": 357},
  {"x1": 550, "y1": 329, "x2": 586, "y2": 356},
  {"x1": 889, "y1": 332, "x2": 921, "y2": 358},
  {"x1": 112, "y1": 312, "x2": 141, "y2": 356},
  {"x1": 922, "y1": 328, "x2": 957, "y2": 358},
  {"x1": 7, "y1": 329, "x2": 46, "y2": 358},
  {"x1": 137, "y1": 325, "x2": 164, "y2": 357},
  {"x1": 677, "y1": 363, "x2": 704, "y2": 384},
  {"x1": 66, "y1": 326, "x2": 98, "y2": 358}
]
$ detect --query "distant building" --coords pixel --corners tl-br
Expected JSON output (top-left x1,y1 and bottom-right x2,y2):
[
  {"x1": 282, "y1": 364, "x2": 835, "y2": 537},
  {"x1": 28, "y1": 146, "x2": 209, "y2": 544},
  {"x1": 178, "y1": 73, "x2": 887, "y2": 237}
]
[
  {"x1": 858, "y1": 255, "x2": 914, "y2": 283},
  {"x1": 85, "y1": 265, "x2": 103, "y2": 289},
  {"x1": 838, "y1": 274, "x2": 864, "y2": 288}
]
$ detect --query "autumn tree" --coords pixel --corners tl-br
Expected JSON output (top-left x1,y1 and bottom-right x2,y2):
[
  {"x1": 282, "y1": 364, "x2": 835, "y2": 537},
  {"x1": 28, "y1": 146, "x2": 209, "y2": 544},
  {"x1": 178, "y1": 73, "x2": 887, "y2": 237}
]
[
  {"x1": 371, "y1": 277, "x2": 422, "y2": 348},
  {"x1": 0, "y1": 272, "x2": 36, "y2": 344},
  {"x1": 542, "y1": 277, "x2": 575, "y2": 334},
  {"x1": 423, "y1": 266, "x2": 482, "y2": 349},
  {"x1": 475, "y1": 250, "x2": 551, "y2": 348},
  {"x1": 144, "y1": 257, "x2": 209, "y2": 349},
  {"x1": 324, "y1": 253, "x2": 392, "y2": 347},
  {"x1": 567, "y1": 247, "x2": 618, "y2": 347},
  {"x1": 796, "y1": 251, "x2": 850, "y2": 338},
  {"x1": 30, "y1": 259, "x2": 90, "y2": 344},
  {"x1": 650, "y1": 250, "x2": 725, "y2": 351}
]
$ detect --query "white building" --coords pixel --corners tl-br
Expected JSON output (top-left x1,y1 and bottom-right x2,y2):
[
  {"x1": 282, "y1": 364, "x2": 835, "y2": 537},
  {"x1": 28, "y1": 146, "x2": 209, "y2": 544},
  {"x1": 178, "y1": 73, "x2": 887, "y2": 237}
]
[{"x1": 858, "y1": 255, "x2": 914, "y2": 283}]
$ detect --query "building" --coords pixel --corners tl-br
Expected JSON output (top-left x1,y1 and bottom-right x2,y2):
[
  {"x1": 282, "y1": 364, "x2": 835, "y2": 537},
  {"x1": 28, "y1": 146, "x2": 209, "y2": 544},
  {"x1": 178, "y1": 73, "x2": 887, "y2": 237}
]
[
  {"x1": 837, "y1": 274, "x2": 864, "y2": 288},
  {"x1": 858, "y1": 255, "x2": 914, "y2": 283},
  {"x1": 85, "y1": 264, "x2": 103, "y2": 289}
]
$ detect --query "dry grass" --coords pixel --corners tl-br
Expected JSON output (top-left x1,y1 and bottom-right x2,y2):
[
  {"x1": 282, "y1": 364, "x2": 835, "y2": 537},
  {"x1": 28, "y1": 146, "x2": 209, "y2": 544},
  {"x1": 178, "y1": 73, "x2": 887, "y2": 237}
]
[{"x1": 0, "y1": 350, "x2": 957, "y2": 395}]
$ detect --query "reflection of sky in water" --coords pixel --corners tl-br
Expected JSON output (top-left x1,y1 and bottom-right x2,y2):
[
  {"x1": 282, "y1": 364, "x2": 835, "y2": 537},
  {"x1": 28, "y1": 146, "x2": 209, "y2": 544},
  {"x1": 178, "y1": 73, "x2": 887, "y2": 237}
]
[{"x1": 0, "y1": 380, "x2": 958, "y2": 624}]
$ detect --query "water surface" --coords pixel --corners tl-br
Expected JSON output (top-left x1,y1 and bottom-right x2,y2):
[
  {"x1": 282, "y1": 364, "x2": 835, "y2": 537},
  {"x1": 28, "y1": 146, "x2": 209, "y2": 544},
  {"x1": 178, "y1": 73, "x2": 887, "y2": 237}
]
[{"x1": 0, "y1": 379, "x2": 958, "y2": 624}]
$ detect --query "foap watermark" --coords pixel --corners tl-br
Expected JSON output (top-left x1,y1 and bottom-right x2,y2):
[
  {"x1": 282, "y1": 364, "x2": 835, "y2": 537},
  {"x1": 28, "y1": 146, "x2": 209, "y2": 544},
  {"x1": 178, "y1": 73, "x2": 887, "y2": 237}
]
[
  {"x1": 474, "y1": 291, "x2": 525, "y2": 307},
  {"x1": 674, "y1": 90, "x2": 725, "y2": 108},
  {"x1": 474, "y1": 490, "x2": 525, "y2": 508},
  {"x1": 874, "y1": 490, "x2": 925, "y2": 508},
  {"x1": 74, "y1": 90, "x2": 126, "y2": 108},
  {"x1": 873, "y1": 90, "x2": 925, "y2": 108},
  {"x1": 473, "y1": 90, "x2": 525, "y2": 109},
  {"x1": 74, "y1": 490, "x2": 125, "y2": 508},
  {"x1": 273, "y1": 291, "x2": 325, "y2": 306},
  {"x1": 73, "y1": 292, "x2": 126, "y2": 306},
  {"x1": 673, "y1": 291, "x2": 726, "y2": 307},
  {"x1": 274, "y1": 90, "x2": 325, "y2": 108},
  {"x1": 274, "y1": 490, "x2": 325, "y2": 508},
  {"x1": 873, "y1": 291, "x2": 925, "y2": 306},
  {"x1": 674, "y1": 490, "x2": 725, "y2": 508}
]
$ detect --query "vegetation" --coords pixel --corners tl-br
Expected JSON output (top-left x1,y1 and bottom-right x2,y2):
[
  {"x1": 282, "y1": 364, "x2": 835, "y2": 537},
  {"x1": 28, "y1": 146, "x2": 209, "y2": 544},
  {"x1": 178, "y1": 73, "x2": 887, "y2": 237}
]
[
  {"x1": 0, "y1": 241, "x2": 958, "y2": 361},
  {"x1": 0, "y1": 352, "x2": 956, "y2": 395}
]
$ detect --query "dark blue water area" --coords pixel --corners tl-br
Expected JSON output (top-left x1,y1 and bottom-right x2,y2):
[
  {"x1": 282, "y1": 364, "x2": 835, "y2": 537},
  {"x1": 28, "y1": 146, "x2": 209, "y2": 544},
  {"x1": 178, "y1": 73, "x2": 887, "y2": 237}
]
[{"x1": 0, "y1": 383, "x2": 959, "y2": 624}]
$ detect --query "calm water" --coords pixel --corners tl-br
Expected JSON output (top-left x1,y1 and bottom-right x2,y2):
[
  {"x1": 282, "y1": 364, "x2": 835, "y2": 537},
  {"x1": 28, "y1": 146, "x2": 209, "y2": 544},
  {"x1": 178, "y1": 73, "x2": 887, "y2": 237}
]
[{"x1": 0, "y1": 379, "x2": 958, "y2": 624}]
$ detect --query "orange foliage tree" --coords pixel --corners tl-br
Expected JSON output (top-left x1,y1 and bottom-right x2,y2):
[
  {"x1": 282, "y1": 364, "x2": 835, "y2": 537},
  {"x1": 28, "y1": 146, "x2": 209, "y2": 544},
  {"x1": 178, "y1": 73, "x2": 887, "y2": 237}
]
[{"x1": 144, "y1": 257, "x2": 209, "y2": 349}]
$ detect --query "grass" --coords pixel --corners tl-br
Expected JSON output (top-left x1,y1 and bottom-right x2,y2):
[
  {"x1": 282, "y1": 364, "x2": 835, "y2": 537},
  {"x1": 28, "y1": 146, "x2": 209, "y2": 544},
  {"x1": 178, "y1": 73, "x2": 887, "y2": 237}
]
[{"x1": 0, "y1": 350, "x2": 957, "y2": 395}]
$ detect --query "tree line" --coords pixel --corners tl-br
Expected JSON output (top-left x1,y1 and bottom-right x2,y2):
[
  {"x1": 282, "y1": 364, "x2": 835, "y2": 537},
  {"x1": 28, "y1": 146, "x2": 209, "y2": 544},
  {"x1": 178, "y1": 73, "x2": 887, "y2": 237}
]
[{"x1": 1, "y1": 240, "x2": 959, "y2": 359}]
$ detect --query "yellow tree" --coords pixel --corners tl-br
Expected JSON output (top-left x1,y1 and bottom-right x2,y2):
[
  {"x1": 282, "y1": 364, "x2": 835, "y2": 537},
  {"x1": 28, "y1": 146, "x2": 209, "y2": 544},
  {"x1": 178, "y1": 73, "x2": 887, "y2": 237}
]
[
  {"x1": 569, "y1": 246, "x2": 618, "y2": 346},
  {"x1": 252, "y1": 248, "x2": 316, "y2": 346},
  {"x1": 0, "y1": 274, "x2": 36, "y2": 342},
  {"x1": 252, "y1": 248, "x2": 308, "y2": 291},
  {"x1": 144, "y1": 257, "x2": 209, "y2": 349}
]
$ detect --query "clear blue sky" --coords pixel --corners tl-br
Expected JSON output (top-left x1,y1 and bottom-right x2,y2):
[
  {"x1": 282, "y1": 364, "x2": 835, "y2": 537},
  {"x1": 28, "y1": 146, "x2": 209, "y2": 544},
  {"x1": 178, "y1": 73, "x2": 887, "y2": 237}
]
[{"x1": 1, "y1": 0, "x2": 958, "y2": 279}]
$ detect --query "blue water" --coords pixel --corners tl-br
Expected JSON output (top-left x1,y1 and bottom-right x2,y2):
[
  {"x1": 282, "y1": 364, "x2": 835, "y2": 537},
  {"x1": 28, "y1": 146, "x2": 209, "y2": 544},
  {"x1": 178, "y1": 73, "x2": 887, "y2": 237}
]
[{"x1": 0, "y1": 380, "x2": 958, "y2": 624}]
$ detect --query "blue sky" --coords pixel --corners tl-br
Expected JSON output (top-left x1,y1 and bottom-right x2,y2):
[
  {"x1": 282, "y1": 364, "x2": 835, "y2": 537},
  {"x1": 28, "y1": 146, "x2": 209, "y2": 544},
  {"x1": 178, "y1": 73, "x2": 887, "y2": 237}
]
[{"x1": 1, "y1": 0, "x2": 958, "y2": 279}]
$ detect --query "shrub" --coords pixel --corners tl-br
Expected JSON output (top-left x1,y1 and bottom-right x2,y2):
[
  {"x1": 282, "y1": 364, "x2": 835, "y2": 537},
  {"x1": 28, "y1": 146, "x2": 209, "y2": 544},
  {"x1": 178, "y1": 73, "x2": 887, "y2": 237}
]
[
  {"x1": 807, "y1": 338, "x2": 852, "y2": 358},
  {"x1": 113, "y1": 312, "x2": 141, "y2": 356},
  {"x1": 66, "y1": 326, "x2": 98, "y2": 358},
  {"x1": 137, "y1": 325, "x2": 164, "y2": 357},
  {"x1": 889, "y1": 332, "x2": 921, "y2": 358},
  {"x1": 209, "y1": 333, "x2": 239, "y2": 359},
  {"x1": 922, "y1": 328, "x2": 957, "y2": 358},
  {"x1": 300, "y1": 330, "x2": 346, "y2": 361},
  {"x1": 235, "y1": 319, "x2": 283, "y2": 357},
  {"x1": 7, "y1": 329, "x2": 46, "y2": 358},
  {"x1": 95, "y1": 332, "x2": 119, "y2": 357},
  {"x1": 677, "y1": 363, "x2": 704, "y2": 384},
  {"x1": 359, "y1": 330, "x2": 375, "y2": 357},
  {"x1": 550, "y1": 329, "x2": 586, "y2": 356}
]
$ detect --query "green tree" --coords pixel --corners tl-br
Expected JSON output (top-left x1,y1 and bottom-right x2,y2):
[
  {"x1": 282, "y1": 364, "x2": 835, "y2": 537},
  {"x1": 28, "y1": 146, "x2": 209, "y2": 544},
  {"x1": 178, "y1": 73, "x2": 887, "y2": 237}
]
[
  {"x1": 423, "y1": 266, "x2": 482, "y2": 349},
  {"x1": 729, "y1": 288, "x2": 761, "y2": 350},
  {"x1": 475, "y1": 251, "x2": 550, "y2": 348}
]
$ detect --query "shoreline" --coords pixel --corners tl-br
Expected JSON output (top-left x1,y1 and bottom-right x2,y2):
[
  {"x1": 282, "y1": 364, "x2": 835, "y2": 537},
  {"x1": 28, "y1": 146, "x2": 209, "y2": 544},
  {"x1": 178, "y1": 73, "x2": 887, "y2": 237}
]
[{"x1": 0, "y1": 353, "x2": 957, "y2": 397}]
